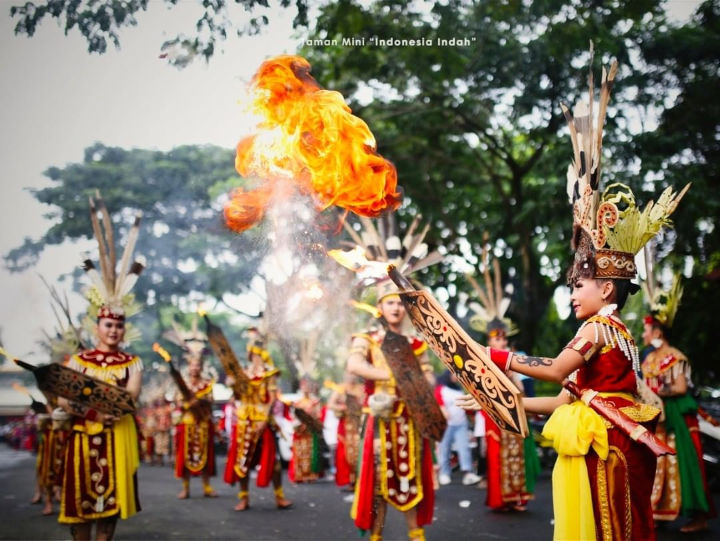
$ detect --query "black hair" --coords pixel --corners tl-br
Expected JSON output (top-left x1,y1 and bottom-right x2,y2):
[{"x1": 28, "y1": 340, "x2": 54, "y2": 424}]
[{"x1": 596, "y1": 278, "x2": 637, "y2": 310}]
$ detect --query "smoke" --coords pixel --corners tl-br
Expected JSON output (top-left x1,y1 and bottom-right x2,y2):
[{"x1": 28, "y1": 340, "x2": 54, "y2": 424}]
[{"x1": 251, "y1": 189, "x2": 359, "y2": 381}]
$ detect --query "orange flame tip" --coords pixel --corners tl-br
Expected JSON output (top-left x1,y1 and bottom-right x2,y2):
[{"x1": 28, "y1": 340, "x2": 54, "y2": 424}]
[
  {"x1": 225, "y1": 55, "x2": 402, "y2": 233},
  {"x1": 152, "y1": 343, "x2": 171, "y2": 362}
]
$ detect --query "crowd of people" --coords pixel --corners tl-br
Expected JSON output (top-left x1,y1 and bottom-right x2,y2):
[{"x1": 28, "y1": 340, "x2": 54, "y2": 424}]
[{"x1": 5, "y1": 54, "x2": 717, "y2": 541}]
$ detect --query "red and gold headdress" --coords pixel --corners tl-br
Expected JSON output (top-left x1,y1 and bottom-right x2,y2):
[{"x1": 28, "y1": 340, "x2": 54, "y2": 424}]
[
  {"x1": 82, "y1": 191, "x2": 144, "y2": 340},
  {"x1": 466, "y1": 235, "x2": 518, "y2": 338},
  {"x1": 563, "y1": 50, "x2": 689, "y2": 284},
  {"x1": 246, "y1": 325, "x2": 275, "y2": 367}
]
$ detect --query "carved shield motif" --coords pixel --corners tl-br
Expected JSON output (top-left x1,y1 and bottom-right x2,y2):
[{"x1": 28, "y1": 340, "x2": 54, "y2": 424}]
[
  {"x1": 17, "y1": 360, "x2": 135, "y2": 417},
  {"x1": 396, "y1": 290, "x2": 528, "y2": 437},
  {"x1": 381, "y1": 330, "x2": 448, "y2": 441}
]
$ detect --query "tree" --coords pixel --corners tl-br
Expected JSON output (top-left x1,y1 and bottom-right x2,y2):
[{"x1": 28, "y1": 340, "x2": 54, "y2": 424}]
[
  {"x1": 5, "y1": 143, "x2": 270, "y2": 365},
  {"x1": 299, "y1": 0, "x2": 717, "y2": 374},
  {"x1": 10, "y1": 0, "x2": 310, "y2": 66}
]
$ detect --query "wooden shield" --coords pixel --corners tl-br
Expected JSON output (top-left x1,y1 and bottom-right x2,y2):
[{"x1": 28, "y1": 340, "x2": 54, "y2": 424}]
[
  {"x1": 203, "y1": 314, "x2": 250, "y2": 397},
  {"x1": 16, "y1": 360, "x2": 135, "y2": 417},
  {"x1": 388, "y1": 266, "x2": 527, "y2": 437},
  {"x1": 294, "y1": 407, "x2": 325, "y2": 435},
  {"x1": 381, "y1": 330, "x2": 447, "y2": 441}
]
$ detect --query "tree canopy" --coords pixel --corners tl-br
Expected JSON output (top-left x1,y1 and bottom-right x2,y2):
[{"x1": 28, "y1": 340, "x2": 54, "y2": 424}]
[
  {"x1": 10, "y1": 0, "x2": 311, "y2": 66},
  {"x1": 6, "y1": 0, "x2": 720, "y2": 384},
  {"x1": 296, "y1": 0, "x2": 719, "y2": 381}
]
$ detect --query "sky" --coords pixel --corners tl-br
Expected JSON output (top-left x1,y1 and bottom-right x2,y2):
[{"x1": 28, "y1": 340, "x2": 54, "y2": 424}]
[
  {"x1": 0, "y1": 0, "x2": 702, "y2": 368},
  {"x1": 0, "y1": 3, "x2": 301, "y2": 365}
]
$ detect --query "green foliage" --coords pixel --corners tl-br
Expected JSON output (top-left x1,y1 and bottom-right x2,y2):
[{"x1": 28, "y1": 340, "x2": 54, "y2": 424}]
[
  {"x1": 4, "y1": 142, "x2": 270, "y2": 376},
  {"x1": 301, "y1": 0, "x2": 674, "y2": 353},
  {"x1": 10, "y1": 0, "x2": 310, "y2": 64}
]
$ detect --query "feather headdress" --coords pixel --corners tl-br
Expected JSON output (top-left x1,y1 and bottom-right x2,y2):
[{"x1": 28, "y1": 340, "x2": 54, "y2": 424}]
[
  {"x1": 335, "y1": 215, "x2": 443, "y2": 301},
  {"x1": 563, "y1": 46, "x2": 689, "y2": 283},
  {"x1": 642, "y1": 251, "x2": 683, "y2": 330},
  {"x1": 162, "y1": 316, "x2": 208, "y2": 363},
  {"x1": 467, "y1": 235, "x2": 518, "y2": 338},
  {"x1": 82, "y1": 191, "x2": 144, "y2": 329},
  {"x1": 39, "y1": 276, "x2": 86, "y2": 363}
]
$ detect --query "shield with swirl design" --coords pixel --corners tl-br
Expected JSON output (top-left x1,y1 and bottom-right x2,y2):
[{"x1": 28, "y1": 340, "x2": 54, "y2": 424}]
[
  {"x1": 388, "y1": 267, "x2": 527, "y2": 436},
  {"x1": 16, "y1": 360, "x2": 135, "y2": 417}
]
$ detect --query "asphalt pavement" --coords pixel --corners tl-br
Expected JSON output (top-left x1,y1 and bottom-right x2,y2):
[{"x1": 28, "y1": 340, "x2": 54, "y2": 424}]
[{"x1": 1, "y1": 444, "x2": 718, "y2": 540}]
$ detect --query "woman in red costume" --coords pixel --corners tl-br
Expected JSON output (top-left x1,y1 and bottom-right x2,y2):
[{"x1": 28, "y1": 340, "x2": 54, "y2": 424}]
[
  {"x1": 223, "y1": 329, "x2": 292, "y2": 511},
  {"x1": 58, "y1": 195, "x2": 144, "y2": 541},
  {"x1": 460, "y1": 56, "x2": 690, "y2": 540},
  {"x1": 173, "y1": 356, "x2": 217, "y2": 499}
]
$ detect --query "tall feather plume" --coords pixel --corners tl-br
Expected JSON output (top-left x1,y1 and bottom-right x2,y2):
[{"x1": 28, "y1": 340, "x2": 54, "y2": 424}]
[
  {"x1": 82, "y1": 258, "x2": 109, "y2": 300},
  {"x1": 116, "y1": 255, "x2": 146, "y2": 298},
  {"x1": 114, "y1": 212, "x2": 143, "y2": 297},
  {"x1": 88, "y1": 196, "x2": 112, "y2": 294},
  {"x1": 95, "y1": 190, "x2": 116, "y2": 285},
  {"x1": 360, "y1": 216, "x2": 387, "y2": 260},
  {"x1": 482, "y1": 237, "x2": 496, "y2": 316}
]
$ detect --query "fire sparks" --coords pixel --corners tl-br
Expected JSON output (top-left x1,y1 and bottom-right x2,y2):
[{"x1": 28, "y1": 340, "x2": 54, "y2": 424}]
[
  {"x1": 224, "y1": 55, "x2": 402, "y2": 233},
  {"x1": 304, "y1": 282, "x2": 325, "y2": 301},
  {"x1": 152, "y1": 343, "x2": 171, "y2": 362}
]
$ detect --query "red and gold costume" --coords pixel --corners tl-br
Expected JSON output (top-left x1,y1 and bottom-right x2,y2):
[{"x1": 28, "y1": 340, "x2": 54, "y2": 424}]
[
  {"x1": 531, "y1": 52, "x2": 690, "y2": 541},
  {"x1": 467, "y1": 238, "x2": 537, "y2": 510},
  {"x1": 289, "y1": 394, "x2": 324, "y2": 483},
  {"x1": 350, "y1": 330, "x2": 434, "y2": 532},
  {"x1": 642, "y1": 340, "x2": 716, "y2": 522},
  {"x1": 334, "y1": 384, "x2": 363, "y2": 487},
  {"x1": 50, "y1": 407, "x2": 72, "y2": 498},
  {"x1": 543, "y1": 315, "x2": 660, "y2": 540},
  {"x1": 59, "y1": 350, "x2": 142, "y2": 524},
  {"x1": 223, "y1": 367, "x2": 280, "y2": 488},
  {"x1": 35, "y1": 415, "x2": 55, "y2": 497},
  {"x1": 174, "y1": 379, "x2": 216, "y2": 479}
]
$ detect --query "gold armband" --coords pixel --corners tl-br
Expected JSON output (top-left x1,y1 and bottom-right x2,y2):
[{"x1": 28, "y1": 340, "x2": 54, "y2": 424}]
[{"x1": 564, "y1": 336, "x2": 598, "y2": 362}]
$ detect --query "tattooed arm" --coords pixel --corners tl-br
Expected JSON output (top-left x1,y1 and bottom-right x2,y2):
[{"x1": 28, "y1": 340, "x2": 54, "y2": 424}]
[{"x1": 502, "y1": 323, "x2": 602, "y2": 383}]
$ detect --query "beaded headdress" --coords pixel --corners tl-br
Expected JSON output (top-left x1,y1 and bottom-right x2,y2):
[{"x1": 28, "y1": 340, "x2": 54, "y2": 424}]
[
  {"x1": 466, "y1": 235, "x2": 518, "y2": 338},
  {"x1": 82, "y1": 191, "x2": 144, "y2": 340},
  {"x1": 563, "y1": 50, "x2": 689, "y2": 285}
]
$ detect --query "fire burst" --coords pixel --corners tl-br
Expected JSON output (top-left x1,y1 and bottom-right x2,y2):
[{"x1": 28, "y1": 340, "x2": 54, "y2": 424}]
[{"x1": 225, "y1": 55, "x2": 402, "y2": 233}]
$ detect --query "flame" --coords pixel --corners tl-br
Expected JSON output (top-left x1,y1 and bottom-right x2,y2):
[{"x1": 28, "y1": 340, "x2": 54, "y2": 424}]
[
  {"x1": 11, "y1": 382, "x2": 31, "y2": 396},
  {"x1": 225, "y1": 55, "x2": 402, "y2": 233},
  {"x1": 152, "y1": 343, "x2": 171, "y2": 362},
  {"x1": 349, "y1": 300, "x2": 382, "y2": 319},
  {"x1": 327, "y1": 246, "x2": 388, "y2": 279},
  {"x1": 197, "y1": 305, "x2": 207, "y2": 318}
]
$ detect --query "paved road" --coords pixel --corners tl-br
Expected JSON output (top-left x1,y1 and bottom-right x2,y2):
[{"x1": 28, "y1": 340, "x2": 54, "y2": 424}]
[{"x1": 1, "y1": 444, "x2": 718, "y2": 540}]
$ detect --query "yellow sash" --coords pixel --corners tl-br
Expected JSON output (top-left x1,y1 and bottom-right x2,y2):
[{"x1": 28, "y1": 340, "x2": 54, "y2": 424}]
[
  {"x1": 542, "y1": 400, "x2": 609, "y2": 541},
  {"x1": 113, "y1": 414, "x2": 140, "y2": 519}
]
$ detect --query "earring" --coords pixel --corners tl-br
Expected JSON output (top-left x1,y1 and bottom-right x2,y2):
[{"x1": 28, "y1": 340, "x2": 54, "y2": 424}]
[
  {"x1": 651, "y1": 338, "x2": 663, "y2": 349},
  {"x1": 598, "y1": 302, "x2": 617, "y2": 317}
]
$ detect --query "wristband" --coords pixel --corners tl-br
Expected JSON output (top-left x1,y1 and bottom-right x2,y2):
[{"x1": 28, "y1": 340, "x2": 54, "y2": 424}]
[{"x1": 488, "y1": 348, "x2": 512, "y2": 372}]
